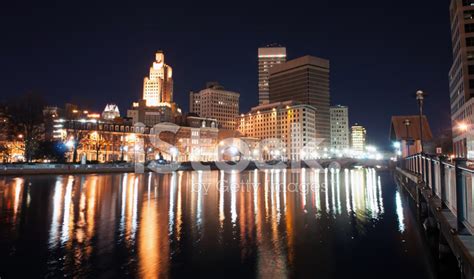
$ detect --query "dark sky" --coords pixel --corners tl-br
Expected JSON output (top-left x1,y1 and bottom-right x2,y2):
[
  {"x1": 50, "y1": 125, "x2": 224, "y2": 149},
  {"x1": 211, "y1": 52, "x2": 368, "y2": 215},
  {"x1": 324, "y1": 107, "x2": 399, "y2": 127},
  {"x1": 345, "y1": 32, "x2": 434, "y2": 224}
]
[{"x1": 0, "y1": 0, "x2": 453, "y2": 149}]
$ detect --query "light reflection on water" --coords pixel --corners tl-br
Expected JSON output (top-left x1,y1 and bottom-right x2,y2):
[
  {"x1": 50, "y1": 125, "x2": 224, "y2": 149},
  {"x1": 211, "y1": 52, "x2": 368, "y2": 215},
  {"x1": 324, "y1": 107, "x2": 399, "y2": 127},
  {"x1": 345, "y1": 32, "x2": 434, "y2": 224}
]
[{"x1": 0, "y1": 168, "x2": 434, "y2": 278}]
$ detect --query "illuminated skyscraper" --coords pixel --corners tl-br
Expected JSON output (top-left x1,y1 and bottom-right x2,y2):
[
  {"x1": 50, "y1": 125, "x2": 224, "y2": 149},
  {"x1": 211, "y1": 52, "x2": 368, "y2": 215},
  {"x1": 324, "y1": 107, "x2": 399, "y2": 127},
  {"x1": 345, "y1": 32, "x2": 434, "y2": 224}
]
[
  {"x1": 258, "y1": 45, "x2": 286, "y2": 105},
  {"x1": 143, "y1": 51, "x2": 173, "y2": 106},
  {"x1": 351, "y1": 124, "x2": 366, "y2": 152},
  {"x1": 128, "y1": 51, "x2": 181, "y2": 126},
  {"x1": 330, "y1": 105, "x2": 350, "y2": 150},
  {"x1": 449, "y1": 0, "x2": 474, "y2": 158},
  {"x1": 269, "y1": 55, "x2": 330, "y2": 149}
]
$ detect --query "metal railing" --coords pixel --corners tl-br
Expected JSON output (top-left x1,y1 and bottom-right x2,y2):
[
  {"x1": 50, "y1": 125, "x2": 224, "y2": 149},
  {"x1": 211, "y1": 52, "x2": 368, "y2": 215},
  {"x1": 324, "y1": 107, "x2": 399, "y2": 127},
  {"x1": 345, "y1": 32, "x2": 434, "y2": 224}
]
[{"x1": 404, "y1": 154, "x2": 473, "y2": 233}]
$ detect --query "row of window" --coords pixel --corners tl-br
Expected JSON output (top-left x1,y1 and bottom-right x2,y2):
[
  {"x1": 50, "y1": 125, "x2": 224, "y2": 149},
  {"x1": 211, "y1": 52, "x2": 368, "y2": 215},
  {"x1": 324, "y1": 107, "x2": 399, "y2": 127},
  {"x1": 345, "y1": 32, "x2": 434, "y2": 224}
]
[{"x1": 464, "y1": 0, "x2": 474, "y2": 7}]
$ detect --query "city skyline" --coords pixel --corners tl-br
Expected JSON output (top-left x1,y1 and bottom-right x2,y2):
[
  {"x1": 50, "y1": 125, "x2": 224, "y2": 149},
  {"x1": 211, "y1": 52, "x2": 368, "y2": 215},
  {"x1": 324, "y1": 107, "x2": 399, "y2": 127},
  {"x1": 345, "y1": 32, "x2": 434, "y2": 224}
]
[
  {"x1": 1, "y1": 2, "x2": 472, "y2": 278},
  {"x1": 0, "y1": 1, "x2": 453, "y2": 149}
]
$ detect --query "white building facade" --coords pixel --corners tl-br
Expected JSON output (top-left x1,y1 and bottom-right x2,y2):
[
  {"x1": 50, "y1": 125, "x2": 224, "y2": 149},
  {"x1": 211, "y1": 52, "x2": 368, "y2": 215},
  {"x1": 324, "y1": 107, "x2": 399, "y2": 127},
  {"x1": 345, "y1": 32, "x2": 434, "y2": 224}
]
[
  {"x1": 189, "y1": 82, "x2": 239, "y2": 130},
  {"x1": 330, "y1": 105, "x2": 350, "y2": 151},
  {"x1": 238, "y1": 101, "x2": 318, "y2": 161}
]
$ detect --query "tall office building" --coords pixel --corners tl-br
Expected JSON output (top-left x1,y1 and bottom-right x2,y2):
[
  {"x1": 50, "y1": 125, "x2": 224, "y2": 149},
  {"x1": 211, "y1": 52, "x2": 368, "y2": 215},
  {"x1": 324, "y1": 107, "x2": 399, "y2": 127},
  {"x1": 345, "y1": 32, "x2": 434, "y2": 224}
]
[
  {"x1": 143, "y1": 51, "x2": 173, "y2": 107},
  {"x1": 258, "y1": 45, "x2": 286, "y2": 105},
  {"x1": 238, "y1": 101, "x2": 318, "y2": 160},
  {"x1": 449, "y1": 0, "x2": 474, "y2": 158},
  {"x1": 330, "y1": 105, "x2": 350, "y2": 150},
  {"x1": 351, "y1": 124, "x2": 366, "y2": 152},
  {"x1": 269, "y1": 55, "x2": 330, "y2": 148},
  {"x1": 189, "y1": 82, "x2": 240, "y2": 130},
  {"x1": 128, "y1": 51, "x2": 181, "y2": 126}
]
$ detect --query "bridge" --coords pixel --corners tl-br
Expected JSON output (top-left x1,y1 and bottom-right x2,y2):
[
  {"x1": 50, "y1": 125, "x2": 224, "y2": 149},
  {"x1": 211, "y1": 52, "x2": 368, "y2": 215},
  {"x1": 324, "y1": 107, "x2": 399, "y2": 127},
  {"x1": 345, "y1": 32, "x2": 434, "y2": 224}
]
[{"x1": 394, "y1": 154, "x2": 474, "y2": 278}]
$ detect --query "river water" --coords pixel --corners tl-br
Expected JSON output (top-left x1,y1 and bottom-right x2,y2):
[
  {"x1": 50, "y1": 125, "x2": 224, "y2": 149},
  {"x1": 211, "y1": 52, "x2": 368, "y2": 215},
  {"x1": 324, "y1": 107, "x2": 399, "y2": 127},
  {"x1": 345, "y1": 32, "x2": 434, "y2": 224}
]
[{"x1": 0, "y1": 168, "x2": 436, "y2": 278}]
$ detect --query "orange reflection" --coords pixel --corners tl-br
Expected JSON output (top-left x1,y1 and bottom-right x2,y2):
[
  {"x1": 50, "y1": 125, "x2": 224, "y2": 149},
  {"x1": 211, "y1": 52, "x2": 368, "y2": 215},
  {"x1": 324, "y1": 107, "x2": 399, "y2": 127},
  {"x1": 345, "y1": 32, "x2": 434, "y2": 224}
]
[{"x1": 139, "y1": 186, "x2": 160, "y2": 278}]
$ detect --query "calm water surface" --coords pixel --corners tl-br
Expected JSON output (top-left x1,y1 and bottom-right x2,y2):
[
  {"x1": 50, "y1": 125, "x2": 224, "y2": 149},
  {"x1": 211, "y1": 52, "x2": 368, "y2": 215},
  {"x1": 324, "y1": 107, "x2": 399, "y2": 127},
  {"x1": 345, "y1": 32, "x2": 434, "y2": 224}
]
[{"x1": 0, "y1": 169, "x2": 435, "y2": 278}]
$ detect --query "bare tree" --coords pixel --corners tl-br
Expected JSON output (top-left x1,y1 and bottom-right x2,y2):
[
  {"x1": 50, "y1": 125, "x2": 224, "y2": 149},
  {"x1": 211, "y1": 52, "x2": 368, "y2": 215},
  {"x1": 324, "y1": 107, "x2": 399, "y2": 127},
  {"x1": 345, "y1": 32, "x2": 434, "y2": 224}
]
[
  {"x1": 71, "y1": 128, "x2": 86, "y2": 163},
  {"x1": 0, "y1": 142, "x2": 11, "y2": 163},
  {"x1": 9, "y1": 92, "x2": 46, "y2": 163}
]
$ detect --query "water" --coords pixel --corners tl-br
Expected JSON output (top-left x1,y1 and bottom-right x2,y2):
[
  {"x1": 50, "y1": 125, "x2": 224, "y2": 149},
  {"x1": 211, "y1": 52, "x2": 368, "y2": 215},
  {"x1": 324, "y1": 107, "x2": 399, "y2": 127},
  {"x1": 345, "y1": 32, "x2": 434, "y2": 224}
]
[{"x1": 0, "y1": 169, "x2": 435, "y2": 278}]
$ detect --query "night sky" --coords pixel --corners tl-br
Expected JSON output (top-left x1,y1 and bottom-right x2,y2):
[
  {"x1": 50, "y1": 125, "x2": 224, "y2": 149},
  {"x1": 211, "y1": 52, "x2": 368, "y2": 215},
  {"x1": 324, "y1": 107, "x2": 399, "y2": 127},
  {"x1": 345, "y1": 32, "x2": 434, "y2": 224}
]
[{"x1": 0, "y1": 0, "x2": 453, "y2": 149}]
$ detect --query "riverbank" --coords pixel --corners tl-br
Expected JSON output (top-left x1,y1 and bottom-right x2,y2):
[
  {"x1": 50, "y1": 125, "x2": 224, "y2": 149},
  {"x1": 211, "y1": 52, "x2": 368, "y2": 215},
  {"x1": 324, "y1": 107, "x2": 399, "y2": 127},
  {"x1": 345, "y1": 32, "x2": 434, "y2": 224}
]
[
  {"x1": 0, "y1": 163, "x2": 136, "y2": 175},
  {"x1": 0, "y1": 159, "x2": 389, "y2": 176}
]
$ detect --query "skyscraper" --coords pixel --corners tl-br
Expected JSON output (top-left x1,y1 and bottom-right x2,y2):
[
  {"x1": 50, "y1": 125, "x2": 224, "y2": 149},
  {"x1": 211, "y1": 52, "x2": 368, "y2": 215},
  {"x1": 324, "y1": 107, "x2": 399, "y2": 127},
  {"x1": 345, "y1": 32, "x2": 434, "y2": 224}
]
[
  {"x1": 189, "y1": 82, "x2": 240, "y2": 130},
  {"x1": 258, "y1": 45, "x2": 286, "y2": 105},
  {"x1": 351, "y1": 124, "x2": 366, "y2": 152},
  {"x1": 269, "y1": 55, "x2": 330, "y2": 148},
  {"x1": 449, "y1": 0, "x2": 474, "y2": 158},
  {"x1": 143, "y1": 51, "x2": 173, "y2": 107},
  {"x1": 128, "y1": 51, "x2": 181, "y2": 126},
  {"x1": 330, "y1": 105, "x2": 350, "y2": 150}
]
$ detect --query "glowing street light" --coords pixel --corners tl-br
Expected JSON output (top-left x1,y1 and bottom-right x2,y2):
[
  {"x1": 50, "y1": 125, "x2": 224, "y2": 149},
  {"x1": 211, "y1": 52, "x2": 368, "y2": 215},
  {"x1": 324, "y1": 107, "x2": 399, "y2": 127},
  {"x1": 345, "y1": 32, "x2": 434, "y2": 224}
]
[
  {"x1": 457, "y1": 122, "x2": 469, "y2": 132},
  {"x1": 415, "y1": 90, "x2": 426, "y2": 153},
  {"x1": 66, "y1": 139, "x2": 75, "y2": 149}
]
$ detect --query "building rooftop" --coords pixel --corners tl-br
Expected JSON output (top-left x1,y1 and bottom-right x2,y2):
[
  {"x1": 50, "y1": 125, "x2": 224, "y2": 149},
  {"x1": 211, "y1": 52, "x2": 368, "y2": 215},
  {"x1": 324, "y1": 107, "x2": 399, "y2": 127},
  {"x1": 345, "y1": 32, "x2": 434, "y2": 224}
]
[
  {"x1": 258, "y1": 46, "x2": 287, "y2": 57},
  {"x1": 248, "y1": 100, "x2": 316, "y2": 113},
  {"x1": 269, "y1": 55, "x2": 330, "y2": 75},
  {"x1": 390, "y1": 115, "x2": 433, "y2": 141}
]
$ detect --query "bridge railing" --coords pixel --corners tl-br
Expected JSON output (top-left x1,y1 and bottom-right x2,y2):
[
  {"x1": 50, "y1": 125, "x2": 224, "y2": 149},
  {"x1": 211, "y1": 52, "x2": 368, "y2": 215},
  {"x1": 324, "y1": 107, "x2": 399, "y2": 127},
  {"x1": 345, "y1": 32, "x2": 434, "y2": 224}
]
[{"x1": 404, "y1": 154, "x2": 473, "y2": 233}]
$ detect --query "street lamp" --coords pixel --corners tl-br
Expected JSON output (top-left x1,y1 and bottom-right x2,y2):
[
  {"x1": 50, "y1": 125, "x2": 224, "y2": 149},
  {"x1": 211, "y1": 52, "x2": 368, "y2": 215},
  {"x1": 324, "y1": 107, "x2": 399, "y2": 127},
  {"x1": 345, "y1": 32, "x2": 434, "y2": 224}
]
[
  {"x1": 416, "y1": 90, "x2": 426, "y2": 154},
  {"x1": 458, "y1": 122, "x2": 469, "y2": 132},
  {"x1": 404, "y1": 119, "x2": 411, "y2": 156}
]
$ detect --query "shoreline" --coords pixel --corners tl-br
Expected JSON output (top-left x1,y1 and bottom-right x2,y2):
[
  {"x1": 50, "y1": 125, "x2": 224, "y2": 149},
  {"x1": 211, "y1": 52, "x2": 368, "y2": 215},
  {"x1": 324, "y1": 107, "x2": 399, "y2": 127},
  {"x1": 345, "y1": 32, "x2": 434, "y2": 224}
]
[{"x1": 0, "y1": 159, "x2": 389, "y2": 176}]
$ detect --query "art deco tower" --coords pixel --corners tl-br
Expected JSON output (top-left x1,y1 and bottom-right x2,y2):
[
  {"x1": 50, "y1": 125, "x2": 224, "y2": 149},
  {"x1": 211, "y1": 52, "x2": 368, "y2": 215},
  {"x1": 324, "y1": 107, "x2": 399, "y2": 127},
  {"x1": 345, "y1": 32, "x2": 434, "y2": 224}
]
[{"x1": 143, "y1": 51, "x2": 173, "y2": 106}]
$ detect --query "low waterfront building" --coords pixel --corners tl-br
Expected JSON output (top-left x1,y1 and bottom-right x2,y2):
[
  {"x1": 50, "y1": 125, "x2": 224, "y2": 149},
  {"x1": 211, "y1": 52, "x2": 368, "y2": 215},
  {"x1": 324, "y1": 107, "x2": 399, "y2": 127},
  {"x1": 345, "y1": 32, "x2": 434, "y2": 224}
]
[
  {"x1": 390, "y1": 115, "x2": 433, "y2": 158},
  {"x1": 156, "y1": 117, "x2": 218, "y2": 162},
  {"x1": 102, "y1": 104, "x2": 120, "y2": 120},
  {"x1": 238, "y1": 101, "x2": 318, "y2": 161},
  {"x1": 56, "y1": 115, "x2": 218, "y2": 163},
  {"x1": 127, "y1": 99, "x2": 181, "y2": 126}
]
